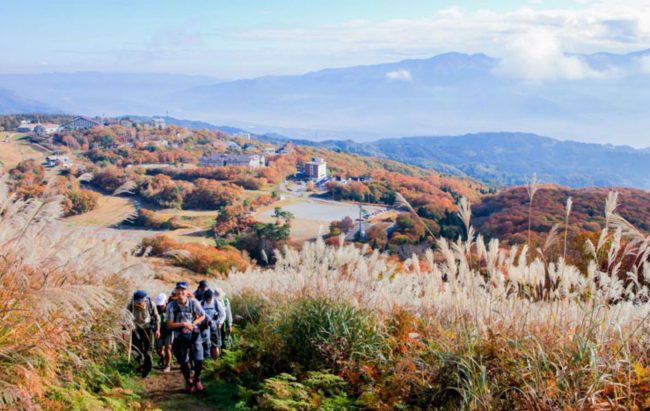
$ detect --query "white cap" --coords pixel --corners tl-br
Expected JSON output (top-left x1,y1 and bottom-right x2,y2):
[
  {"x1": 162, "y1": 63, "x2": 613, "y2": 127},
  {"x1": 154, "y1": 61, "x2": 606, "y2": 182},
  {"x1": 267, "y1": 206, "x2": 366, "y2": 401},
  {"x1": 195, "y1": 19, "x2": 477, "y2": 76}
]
[{"x1": 156, "y1": 293, "x2": 167, "y2": 306}]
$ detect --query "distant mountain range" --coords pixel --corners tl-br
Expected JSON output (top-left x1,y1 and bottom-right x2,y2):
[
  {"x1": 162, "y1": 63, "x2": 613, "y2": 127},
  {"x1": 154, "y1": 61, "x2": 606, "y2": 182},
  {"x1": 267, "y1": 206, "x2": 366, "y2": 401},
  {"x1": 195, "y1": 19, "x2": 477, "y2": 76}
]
[
  {"x1": 0, "y1": 72, "x2": 220, "y2": 116},
  {"x1": 123, "y1": 115, "x2": 247, "y2": 135},
  {"x1": 257, "y1": 131, "x2": 650, "y2": 190},
  {"x1": 173, "y1": 49, "x2": 650, "y2": 145},
  {"x1": 0, "y1": 50, "x2": 649, "y2": 145},
  {"x1": 0, "y1": 88, "x2": 57, "y2": 114}
]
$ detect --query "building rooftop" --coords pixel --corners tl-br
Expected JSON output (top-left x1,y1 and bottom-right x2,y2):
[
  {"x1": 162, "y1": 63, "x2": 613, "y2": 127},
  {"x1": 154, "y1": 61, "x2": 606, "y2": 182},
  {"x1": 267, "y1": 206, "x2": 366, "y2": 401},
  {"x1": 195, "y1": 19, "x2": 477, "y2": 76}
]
[{"x1": 202, "y1": 153, "x2": 262, "y2": 161}]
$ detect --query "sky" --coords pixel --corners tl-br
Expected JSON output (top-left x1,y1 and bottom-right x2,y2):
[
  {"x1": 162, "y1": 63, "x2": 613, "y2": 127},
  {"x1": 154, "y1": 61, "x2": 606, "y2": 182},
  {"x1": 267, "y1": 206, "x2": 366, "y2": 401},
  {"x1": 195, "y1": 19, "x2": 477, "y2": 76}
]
[{"x1": 1, "y1": 0, "x2": 649, "y2": 79}]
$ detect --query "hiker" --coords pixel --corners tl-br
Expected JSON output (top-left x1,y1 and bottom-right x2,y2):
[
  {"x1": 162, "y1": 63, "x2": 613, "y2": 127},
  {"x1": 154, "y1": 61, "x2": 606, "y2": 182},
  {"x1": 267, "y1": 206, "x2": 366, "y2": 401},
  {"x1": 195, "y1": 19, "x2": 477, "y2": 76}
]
[
  {"x1": 200, "y1": 289, "x2": 226, "y2": 359},
  {"x1": 216, "y1": 288, "x2": 233, "y2": 351},
  {"x1": 154, "y1": 293, "x2": 173, "y2": 373},
  {"x1": 194, "y1": 280, "x2": 209, "y2": 302},
  {"x1": 167, "y1": 282, "x2": 206, "y2": 392},
  {"x1": 127, "y1": 290, "x2": 160, "y2": 378}
]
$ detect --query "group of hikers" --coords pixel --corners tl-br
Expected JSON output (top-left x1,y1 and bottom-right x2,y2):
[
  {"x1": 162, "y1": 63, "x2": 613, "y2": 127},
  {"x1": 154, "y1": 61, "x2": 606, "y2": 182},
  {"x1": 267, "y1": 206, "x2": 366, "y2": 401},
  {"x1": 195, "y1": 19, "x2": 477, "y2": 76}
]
[{"x1": 127, "y1": 280, "x2": 233, "y2": 393}]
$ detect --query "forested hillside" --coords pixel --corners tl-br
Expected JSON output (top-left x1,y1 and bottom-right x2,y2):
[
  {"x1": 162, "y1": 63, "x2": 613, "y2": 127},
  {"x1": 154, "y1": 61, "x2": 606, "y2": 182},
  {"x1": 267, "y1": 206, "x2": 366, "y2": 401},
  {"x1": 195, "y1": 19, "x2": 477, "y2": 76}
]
[
  {"x1": 473, "y1": 185, "x2": 650, "y2": 245},
  {"x1": 314, "y1": 132, "x2": 650, "y2": 189}
]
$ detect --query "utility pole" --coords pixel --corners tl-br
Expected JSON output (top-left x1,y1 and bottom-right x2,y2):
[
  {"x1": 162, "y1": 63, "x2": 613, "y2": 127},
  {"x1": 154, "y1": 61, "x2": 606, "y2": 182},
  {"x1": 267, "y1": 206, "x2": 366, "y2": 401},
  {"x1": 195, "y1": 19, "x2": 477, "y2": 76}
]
[{"x1": 357, "y1": 204, "x2": 367, "y2": 241}]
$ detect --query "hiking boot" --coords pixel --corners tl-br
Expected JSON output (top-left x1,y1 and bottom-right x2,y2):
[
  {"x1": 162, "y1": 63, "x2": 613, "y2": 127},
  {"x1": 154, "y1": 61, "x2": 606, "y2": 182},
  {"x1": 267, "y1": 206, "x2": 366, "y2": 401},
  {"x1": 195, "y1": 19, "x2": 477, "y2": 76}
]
[
  {"x1": 184, "y1": 379, "x2": 195, "y2": 393},
  {"x1": 194, "y1": 380, "x2": 205, "y2": 392},
  {"x1": 141, "y1": 365, "x2": 152, "y2": 378},
  {"x1": 162, "y1": 365, "x2": 171, "y2": 373}
]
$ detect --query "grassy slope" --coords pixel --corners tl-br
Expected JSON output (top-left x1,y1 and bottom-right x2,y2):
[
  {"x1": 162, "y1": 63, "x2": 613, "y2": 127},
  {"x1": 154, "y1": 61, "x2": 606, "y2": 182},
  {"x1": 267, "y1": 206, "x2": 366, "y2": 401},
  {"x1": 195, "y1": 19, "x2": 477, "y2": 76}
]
[{"x1": 0, "y1": 132, "x2": 44, "y2": 169}]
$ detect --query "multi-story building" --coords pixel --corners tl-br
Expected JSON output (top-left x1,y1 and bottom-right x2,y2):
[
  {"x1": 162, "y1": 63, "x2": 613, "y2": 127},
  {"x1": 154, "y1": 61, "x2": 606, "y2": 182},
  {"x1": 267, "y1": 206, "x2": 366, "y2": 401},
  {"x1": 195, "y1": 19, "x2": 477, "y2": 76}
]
[{"x1": 305, "y1": 157, "x2": 327, "y2": 180}]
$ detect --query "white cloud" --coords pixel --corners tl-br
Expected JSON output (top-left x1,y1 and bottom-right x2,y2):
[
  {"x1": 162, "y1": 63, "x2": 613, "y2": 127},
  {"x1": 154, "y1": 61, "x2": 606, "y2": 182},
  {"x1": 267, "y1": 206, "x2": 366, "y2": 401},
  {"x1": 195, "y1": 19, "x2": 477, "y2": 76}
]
[
  {"x1": 495, "y1": 28, "x2": 601, "y2": 81},
  {"x1": 235, "y1": 0, "x2": 650, "y2": 77},
  {"x1": 386, "y1": 69, "x2": 412, "y2": 81}
]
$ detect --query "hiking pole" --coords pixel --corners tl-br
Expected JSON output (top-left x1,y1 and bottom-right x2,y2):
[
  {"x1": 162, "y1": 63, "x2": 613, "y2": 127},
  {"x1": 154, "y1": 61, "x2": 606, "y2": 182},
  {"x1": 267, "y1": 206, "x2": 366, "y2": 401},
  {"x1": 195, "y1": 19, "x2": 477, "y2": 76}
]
[{"x1": 127, "y1": 328, "x2": 132, "y2": 364}]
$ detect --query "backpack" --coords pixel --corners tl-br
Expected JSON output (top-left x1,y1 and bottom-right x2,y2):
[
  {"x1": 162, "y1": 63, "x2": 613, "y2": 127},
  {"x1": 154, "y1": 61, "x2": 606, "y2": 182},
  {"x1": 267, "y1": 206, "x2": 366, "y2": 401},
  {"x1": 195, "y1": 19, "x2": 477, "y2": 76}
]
[
  {"x1": 170, "y1": 298, "x2": 203, "y2": 336},
  {"x1": 201, "y1": 299, "x2": 220, "y2": 330},
  {"x1": 171, "y1": 298, "x2": 199, "y2": 323},
  {"x1": 129, "y1": 296, "x2": 156, "y2": 330}
]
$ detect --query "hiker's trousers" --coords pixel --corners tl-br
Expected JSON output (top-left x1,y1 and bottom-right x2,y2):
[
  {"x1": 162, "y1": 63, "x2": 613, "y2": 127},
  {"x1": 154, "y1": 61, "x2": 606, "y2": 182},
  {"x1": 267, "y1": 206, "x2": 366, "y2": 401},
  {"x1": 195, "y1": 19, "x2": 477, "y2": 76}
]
[
  {"x1": 172, "y1": 331, "x2": 204, "y2": 364},
  {"x1": 132, "y1": 327, "x2": 153, "y2": 377}
]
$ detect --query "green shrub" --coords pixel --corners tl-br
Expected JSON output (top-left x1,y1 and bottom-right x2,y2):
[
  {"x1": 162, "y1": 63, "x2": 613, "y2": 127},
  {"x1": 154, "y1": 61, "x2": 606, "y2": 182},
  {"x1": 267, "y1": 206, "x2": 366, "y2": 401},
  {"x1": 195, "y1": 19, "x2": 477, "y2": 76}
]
[
  {"x1": 230, "y1": 291, "x2": 271, "y2": 328},
  {"x1": 274, "y1": 298, "x2": 387, "y2": 373},
  {"x1": 255, "y1": 372, "x2": 357, "y2": 411}
]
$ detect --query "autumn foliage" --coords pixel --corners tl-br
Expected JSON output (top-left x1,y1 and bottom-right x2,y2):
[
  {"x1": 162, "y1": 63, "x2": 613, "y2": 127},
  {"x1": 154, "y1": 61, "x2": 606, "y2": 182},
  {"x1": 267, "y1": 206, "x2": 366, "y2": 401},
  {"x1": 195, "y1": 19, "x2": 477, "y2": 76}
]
[
  {"x1": 61, "y1": 189, "x2": 99, "y2": 217},
  {"x1": 140, "y1": 235, "x2": 249, "y2": 275},
  {"x1": 474, "y1": 185, "x2": 650, "y2": 245}
]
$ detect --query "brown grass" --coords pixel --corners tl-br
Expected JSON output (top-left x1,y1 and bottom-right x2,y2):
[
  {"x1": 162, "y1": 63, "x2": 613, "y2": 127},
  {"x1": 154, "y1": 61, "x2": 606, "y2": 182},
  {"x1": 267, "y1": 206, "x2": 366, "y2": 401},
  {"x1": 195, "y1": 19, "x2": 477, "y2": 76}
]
[
  {"x1": 64, "y1": 193, "x2": 135, "y2": 226},
  {"x1": 0, "y1": 132, "x2": 43, "y2": 170},
  {"x1": 221, "y1": 192, "x2": 650, "y2": 408},
  {"x1": 0, "y1": 176, "x2": 153, "y2": 408}
]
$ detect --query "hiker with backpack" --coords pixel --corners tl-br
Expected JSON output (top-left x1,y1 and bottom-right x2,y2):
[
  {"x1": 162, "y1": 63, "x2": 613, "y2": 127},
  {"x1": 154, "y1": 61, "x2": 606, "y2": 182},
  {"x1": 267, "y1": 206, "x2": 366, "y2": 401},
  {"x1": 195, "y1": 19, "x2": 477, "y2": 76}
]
[
  {"x1": 194, "y1": 280, "x2": 209, "y2": 302},
  {"x1": 216, "y1": 288, "x2": 234, "y2": 351},
  {"x1": 166, "y1": 282, "x2": 206, "y2": 392},
  {"x1": 127, "y1": 290, "x2": 160, "y2": 378},
  {"x1": 154, "y1": 293, "x2": 173, "y2": 373},
  {"x1": 200, "y1": 289, "x2": 226, "y2": 359}
]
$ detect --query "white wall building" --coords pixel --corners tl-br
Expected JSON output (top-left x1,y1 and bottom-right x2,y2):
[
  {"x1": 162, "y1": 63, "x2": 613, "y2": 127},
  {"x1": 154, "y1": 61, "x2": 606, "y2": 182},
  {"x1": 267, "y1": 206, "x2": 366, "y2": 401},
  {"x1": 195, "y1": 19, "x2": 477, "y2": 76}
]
[
  {"x1": 16, "y1": 121, "x2": 36, "y2": 133},
  {"x1": 44, "y1": 155, "x2": 73, "y2": 169},
  {"x1": 34, "y1": 123, "x2": 60, "y2": 136},
  {"x1": 199, "y1": 153, "x2": 266, "y2": 169}
]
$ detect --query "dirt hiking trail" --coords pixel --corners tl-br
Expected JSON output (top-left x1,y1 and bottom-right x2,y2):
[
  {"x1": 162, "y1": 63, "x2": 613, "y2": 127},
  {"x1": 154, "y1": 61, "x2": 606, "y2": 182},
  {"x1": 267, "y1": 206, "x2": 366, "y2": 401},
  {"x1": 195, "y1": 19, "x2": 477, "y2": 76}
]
[{"x1": 142, "y1": 366, "x2": 222, "y2": 411}]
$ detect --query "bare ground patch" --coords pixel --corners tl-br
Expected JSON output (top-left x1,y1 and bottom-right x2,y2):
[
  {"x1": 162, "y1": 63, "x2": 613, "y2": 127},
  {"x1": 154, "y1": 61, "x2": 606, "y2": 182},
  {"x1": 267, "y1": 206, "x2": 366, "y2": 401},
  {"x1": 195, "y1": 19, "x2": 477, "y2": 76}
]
[{"x1": 65, "y1": 195, "x2": 136, "y2": 226}]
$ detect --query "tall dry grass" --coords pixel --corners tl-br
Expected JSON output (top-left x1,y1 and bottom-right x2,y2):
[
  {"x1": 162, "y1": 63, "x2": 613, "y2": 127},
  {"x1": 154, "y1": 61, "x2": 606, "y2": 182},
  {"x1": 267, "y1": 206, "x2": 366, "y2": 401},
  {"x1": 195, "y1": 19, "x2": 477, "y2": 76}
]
[
  {"x1": 0, "y1": 177, "x2": 153, "y2": 409},
  {"x1": 221, "y1": 191, "x2": 650, "y2": 408}
]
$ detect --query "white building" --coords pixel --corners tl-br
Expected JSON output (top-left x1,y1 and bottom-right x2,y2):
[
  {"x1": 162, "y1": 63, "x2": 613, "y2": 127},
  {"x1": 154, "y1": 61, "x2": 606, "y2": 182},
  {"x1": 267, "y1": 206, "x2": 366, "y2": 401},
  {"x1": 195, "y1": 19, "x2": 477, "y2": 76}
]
[
  {"x1": 199, "y1": 153, "x2": 266, "y2": 169},
  {"x1": 151, "y1": 117, "x2": 166, "y2": 129},
  {"x1": 226, "y1": 141, "x2": 241, "y2": 150},
  {"x1": 16, "y1": 121, "x2": 36, "y2": 133},
  {"x1": 44, "y1": 155, "x2": 73, "y2": 169},
  {"x1": 305, "y1": 157, "x2": 327, "y2": 180},
  {"x1": 34, "y1": 123, "x2": 60, "y2": 136}
]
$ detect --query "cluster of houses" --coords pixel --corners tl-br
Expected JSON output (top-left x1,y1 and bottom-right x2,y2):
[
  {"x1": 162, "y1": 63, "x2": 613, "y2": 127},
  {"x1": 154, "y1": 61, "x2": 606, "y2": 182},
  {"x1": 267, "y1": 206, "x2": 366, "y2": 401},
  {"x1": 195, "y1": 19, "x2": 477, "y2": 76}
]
[
  {"x1": 198, "y1": 151, "x2": 330, "y2": 182},
  {"x1": 16, "y1": 115, "x2": 336, "y2": 184},
  {"x1": 111, "y1": 117, "x2": 167, "y2": 130},
  {"x1": 15, "y1": 117, "x2": 100, "y2": 169},
  {"x1": 16, "y1": 116, "x2": 102, "y2": 136},
  {"x1": 16, "y1": 115, "x2": 169, "y2": 137}
]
